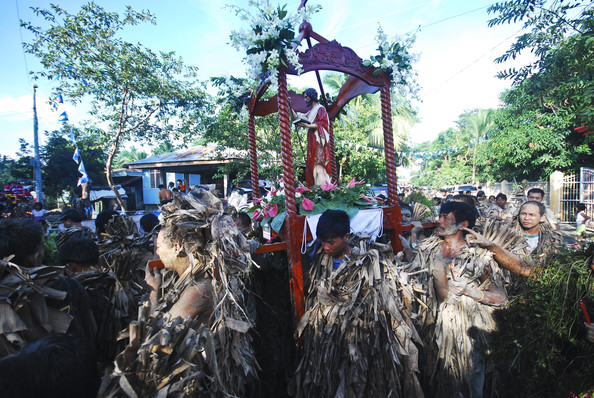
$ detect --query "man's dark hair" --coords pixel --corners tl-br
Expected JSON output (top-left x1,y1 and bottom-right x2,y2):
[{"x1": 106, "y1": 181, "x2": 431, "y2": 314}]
[
  {"x1": 140, "y1": 213, "x2": 159, "y2": 234},
  {"x1": 302, "y1": 88, "x2": 318, "y2": 102},
  {"x1": 58, "y1": 237, "x2": 99, "y2": 267},
  {"x1": 476, "y1": 190, "x2": 486, "y2": 198},
  {"x1": 95, "y1": 210, "x2": 118, "y2": 235},
  {"x1": 439, "y1": 201, "x2": 476, "y2": 229},
  {"x1": 520, "y1": 200, "x2": 546, "y2": 217},
  {"x1": 158, "y1": 184, "x2": 166, "y2": 189},
  {"x1": 0, "y1": 334, "x2": 100, "y2": 398},
  {"x1": 576, "y1": 203, "x2": 587, "y2": 212},
  {"x1": 177, "y1": 179, "x2": 183, "y2": 183},
  {"x1": 237, "y1": 212, "x2": 251, "y2": 229},
  {"x1": 59, "y1": 208, "x2": 83, "y2": 223},
  {"x1": 400, "y1": 202, "x2": 412, "y2": 214},
  {"x1": 316, "y1": 209, "x2": 350, "y2": 240},
  {"x1": 527, "y1": 188, "x2": 545, "y2": 198},
  {"x1": 0, "y1": 219, "x2": 43, "y2": 267},
  {"x1": 452, "y1": 194, "x2": 477, "y2": 209},
  {"x1": 496, "y1": 193, "x2": 507, "y2": 201}
]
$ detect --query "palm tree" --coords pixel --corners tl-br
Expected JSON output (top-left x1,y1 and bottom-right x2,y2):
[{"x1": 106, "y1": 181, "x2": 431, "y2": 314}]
[
  {"x1": 322, "y1": 72, "x2": 416, "y2": 150},
  {"x1": 466, "y1": 109, "x2": 495, "y2": 184},
  {"x1": 113, "y1": 146, "x2": 148, "y2": 169}
]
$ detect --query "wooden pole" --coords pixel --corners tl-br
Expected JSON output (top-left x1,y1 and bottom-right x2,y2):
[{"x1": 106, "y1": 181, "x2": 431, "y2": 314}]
[{"x1": 278, "y1": 67, "x2": 305, "y2": 322}]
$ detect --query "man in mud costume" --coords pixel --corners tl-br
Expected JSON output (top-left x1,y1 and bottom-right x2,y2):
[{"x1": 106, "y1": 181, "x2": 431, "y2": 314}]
[{"x1": 412, "y1": 201, "x2": 507, "y2": 398}]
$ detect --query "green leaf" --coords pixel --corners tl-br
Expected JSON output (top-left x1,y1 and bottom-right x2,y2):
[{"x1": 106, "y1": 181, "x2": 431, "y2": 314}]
[{"x1": 270, "y1": 211, "x2": 286, "y2": 233}]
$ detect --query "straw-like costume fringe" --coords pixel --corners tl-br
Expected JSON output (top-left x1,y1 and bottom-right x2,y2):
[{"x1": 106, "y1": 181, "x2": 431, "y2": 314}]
[
  {"x1": 55, "y1": 225, "x2": 97, "y2": 248},
  {"x1": 99, "y1": 189, "x2": 259, "y2": 397},
  {"x1": 410, "y1": 235, "x2": 509, "y2": 398},
  {"x1": 0, "y1": 259, "x2": 71, "y2": 358},
  {"x1": 291, "y1": 236, "x2": 424, "y2": 398},
  {"x1": 74, "y1": 269, "x2": 136, "y2": 366},
  {"x1": 411, "y1": 202, "x2": 433, "y2": 222}
]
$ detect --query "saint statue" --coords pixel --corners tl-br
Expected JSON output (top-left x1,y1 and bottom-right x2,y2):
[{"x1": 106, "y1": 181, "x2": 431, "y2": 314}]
[{"x1": 290, "y1": 88, "x2": 332, "y2": 187}]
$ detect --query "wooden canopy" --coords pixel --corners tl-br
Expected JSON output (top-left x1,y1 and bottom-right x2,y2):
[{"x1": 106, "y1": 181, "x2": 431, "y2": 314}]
[{"x1": 246, "y1": 17, "x2": 403, "y2": 323}]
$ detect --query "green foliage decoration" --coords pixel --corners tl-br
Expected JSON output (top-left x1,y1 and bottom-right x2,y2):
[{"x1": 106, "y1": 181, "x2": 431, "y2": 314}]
[{"x1": 491, "y1": 246, "x2": 594, "y2": 397}]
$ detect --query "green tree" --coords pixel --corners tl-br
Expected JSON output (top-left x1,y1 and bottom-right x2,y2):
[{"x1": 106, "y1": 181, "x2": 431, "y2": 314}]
[
  {"x1": 322, "y1": 72, "x2": 416, "y2": 184},
  {"x1": 41, "y1": 129, "x2": 107, "y2": 206},
  {"x1": 113, "y1": 147, "x2": 148, "y2": 169},
  {"x1": 151, "y1": 141, "x2": 175, "y2": 157},
  {"x1": 22, "y1": 3, "x2": 211, "y2": 209},
  {"x1": 488, "y1": 0, "x2": 594, "y2": 127},
  {"x1": 463, "y1": 109, "x2": 495, "y2": 184}
]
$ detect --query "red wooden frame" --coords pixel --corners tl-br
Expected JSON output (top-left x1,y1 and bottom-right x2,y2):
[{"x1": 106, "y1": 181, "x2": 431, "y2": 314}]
[{"x1": 246, "y1": 20, "x2": 403, "y2": 324}]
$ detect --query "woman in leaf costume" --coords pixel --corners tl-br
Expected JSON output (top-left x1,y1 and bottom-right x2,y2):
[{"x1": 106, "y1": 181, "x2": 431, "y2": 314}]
[{"x1": 99, "y1": 188, "x2": 259, "y2": 397}]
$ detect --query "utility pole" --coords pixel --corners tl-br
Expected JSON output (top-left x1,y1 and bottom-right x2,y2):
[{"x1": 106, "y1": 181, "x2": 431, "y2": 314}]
[{"x1": 33, "y1": 84, "x2": 43, "y2": 203}]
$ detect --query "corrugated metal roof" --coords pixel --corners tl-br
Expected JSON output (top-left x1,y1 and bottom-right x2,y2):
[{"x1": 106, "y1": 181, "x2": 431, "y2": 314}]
[{"x1": 126, "y1": 144, "x2": 246, "y2": 167}]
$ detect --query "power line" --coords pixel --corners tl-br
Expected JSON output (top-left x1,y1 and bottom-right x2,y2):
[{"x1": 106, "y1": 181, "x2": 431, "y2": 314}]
[
  {"x1": 15, "y1": 0, "x2": 32, "y2": 90},
  {"x1": 425, "y1": 27, "x2": 524, "y2": 94}
]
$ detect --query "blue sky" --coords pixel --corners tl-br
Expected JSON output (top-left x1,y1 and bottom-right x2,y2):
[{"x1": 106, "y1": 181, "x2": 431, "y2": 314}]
[{"x1": 0, "y1": 0, "x2": 527, "y2": 158}]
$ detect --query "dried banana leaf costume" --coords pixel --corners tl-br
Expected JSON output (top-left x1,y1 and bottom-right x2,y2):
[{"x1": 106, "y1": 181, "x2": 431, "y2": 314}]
[
  {"x1": 0, "y1": 260, "x2": 72, "y2": 358},
  {"x1": 292, "y1": 236, "x2": 424, "y2": 398},
  {"x1": 100, "y1": 189, "x2": 259, "y2": 397},
  {"x1": 412, "y1": 235, "x2": 508, "y2": 398},
  {"x1": 511, "y1": 216, "x2": 565, "y2": 260}
]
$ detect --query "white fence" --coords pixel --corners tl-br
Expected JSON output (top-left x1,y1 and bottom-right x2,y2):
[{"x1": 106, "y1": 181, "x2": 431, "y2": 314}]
[{"x1": 558, "y1": 167, "x2": 594, "y2": 229}]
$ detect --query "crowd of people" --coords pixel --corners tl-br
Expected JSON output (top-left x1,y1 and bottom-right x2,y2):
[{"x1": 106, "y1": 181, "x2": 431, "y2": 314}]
[{"x1": 0, "y1": 184, "x2": 592, "y2": 397}]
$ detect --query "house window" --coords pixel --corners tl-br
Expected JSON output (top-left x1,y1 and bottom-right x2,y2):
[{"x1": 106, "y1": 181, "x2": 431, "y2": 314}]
[{"x1": 149, "y1": 170, "x2": 161, "y2": 189}]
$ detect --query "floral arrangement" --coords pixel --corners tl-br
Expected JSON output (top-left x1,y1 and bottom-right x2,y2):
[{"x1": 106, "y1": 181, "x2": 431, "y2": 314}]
[
  {"x1": 228, "y1": 1, "x2": 321, "y2": 90},
  {"x1": 249, "y1": 178, "x2": 376, "y2": 233},
  {"x1": 362, "y1": 25, "x2": 419, "y2": 99}
]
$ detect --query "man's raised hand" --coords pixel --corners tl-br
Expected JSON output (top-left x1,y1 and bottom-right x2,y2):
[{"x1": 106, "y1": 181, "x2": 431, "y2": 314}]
[{"x1": 463, "y1": 228, "x2": 493, "y2": 248}]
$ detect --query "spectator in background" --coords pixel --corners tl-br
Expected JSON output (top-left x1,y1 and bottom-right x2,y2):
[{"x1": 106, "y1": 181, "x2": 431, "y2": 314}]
[
  {"x1": 0, "y1": 218, "x2": 44, "y2": 267},
  {"x1": 55, "y1": 208, "x2": 95, "y2": 250},
  {"x1": 158, "y1": 185, "x2": 173, "y2": 205},
  {"x1": 376, "y1": 194, "x2": 387, "y2": 206},
  {"x1": 95, "y1": 209, "x2": 119, "y2": 237},
  {"x1": 575, "y1": 203, "x2": 590, "y2": 246},
  {"x1": 139, "y1": 213, "x2": 159, "y2": 235},
  {"x1": 177, "y1": 179, "x2": 186, "y2": 193},
  {"x1": 31, "y1": 202, "x2": 48, "y2": 223},
  {"x1": 58, "y1": 237, "x2": 99, "y2": 273},
  {"x1": 526, "y1": 188, "x2": 559, "y2": 230},
  {"x1": 0, "y1": 218, "x2": 97, "y2": 344},
  {"x1": 488, "y1": 193, "x2": 515, "y2": 222},
  {"x1": 432, "y1": 197, "x2": 442, "y2": 216}
]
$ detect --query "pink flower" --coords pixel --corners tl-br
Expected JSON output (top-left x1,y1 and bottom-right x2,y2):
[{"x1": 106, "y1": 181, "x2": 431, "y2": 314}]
[
  {"x1": 320, "y1": 182, "x2": 338, "y2": 191},
  {"x1": 252, "y1": 197, "x2": 263, "y2": 205},
  {"x1": 251, "y1": 209, "x2": 261, "y2": 220},
  {"x1": 262, "y1": 204, "x2": 270, "y2": 220},
  {"x1": 296, "y1": 182, "x2": 311, "y2": 194},
  {"x1": 268, "y1": 203, "x2": 278, "y2": 217},
  {"x1": 360, "y1": 194, "x2": 375, "y2": 204},
  {"x1": 346, "y1": 178, "x2": 366, "y2": 188},
  {"x1": 270, "y1": 188, "x2": 278, "y2": 196},
  {"x1": 301, "y1": 197, "x2": 314, "y2": 211}
]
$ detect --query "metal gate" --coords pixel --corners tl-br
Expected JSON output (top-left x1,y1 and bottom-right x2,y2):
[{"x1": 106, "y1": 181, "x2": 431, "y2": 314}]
[{"x1": 559, "y1": 167, "x2": 594, "y2": 230}]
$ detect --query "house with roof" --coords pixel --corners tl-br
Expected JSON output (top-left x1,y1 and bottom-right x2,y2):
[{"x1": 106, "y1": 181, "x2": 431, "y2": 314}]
[{"x1": 125, "y1": 144, "x2": 246, "y2": 211}]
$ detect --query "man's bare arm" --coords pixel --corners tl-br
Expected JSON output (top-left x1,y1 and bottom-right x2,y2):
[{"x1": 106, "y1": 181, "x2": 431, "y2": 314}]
[{"x1": 463, "y1": 227, "x2": 531, "y2": 277}]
